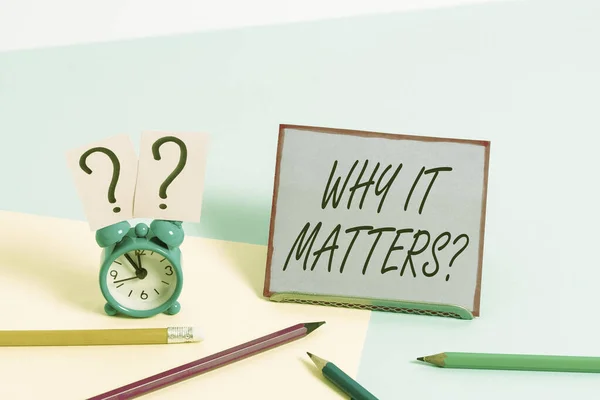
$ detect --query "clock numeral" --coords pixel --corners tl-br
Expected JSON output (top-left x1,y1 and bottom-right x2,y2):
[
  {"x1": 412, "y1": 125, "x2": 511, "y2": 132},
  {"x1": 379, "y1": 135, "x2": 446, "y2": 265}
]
[
  {"x1": 140, "y1": 290, "x2": 148, "y2": 300},
  {"x1": 110, "y1": 270, "x2": 118, "y2": 280},
  {"x1": 135, "y1": 250, "x2": 146, "y2": 256},
  {"x1": 165, "y1": 265, "x2": 174, "y2": 276},
  {"x1": 128, "y1": 290, "x2": 133, "y2": 297}
]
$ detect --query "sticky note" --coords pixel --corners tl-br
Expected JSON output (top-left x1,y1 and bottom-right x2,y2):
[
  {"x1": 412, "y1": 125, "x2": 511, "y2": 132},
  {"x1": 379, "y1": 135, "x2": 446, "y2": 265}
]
[
  {"x1": 66, "y1": 134, "x2": 138, "y2": 230},
  {"x1": 133, "y1": 131, "x2": 209, "y2": 222}
]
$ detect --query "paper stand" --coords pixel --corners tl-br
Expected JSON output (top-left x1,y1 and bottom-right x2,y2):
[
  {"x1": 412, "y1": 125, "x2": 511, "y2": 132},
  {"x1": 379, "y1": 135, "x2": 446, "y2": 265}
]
[{"x1": 268, "y1": 293, "x2": 474, "y2": 320}]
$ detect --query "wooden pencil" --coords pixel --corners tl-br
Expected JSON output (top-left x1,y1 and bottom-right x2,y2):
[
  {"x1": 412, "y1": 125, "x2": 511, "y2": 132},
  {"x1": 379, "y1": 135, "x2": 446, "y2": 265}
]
[
  {"x1": 417, "y1": 352, "x2": 600, "y2": 373},
  {"x1": 307, "y1": 352, "x2": 378, "y2": 400},
  {"x1": 0, "y1": 327, "x2": 203, "y2": 346},
  {"x1": 87, "y1": 321, "x2": 326, "y2": 399}
]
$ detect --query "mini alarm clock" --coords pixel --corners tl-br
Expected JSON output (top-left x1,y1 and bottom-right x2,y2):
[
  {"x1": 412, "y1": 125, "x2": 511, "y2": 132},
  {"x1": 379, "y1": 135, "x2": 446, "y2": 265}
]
[{"x1": 95, "y1": 219, "x2": 185, "y2": 318}]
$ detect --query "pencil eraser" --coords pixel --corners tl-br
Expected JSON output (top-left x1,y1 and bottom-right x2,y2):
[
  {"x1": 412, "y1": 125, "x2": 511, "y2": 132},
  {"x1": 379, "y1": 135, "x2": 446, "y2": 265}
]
[{"x1": 192, "y1": 326, "x2": 204, "y2": 342}]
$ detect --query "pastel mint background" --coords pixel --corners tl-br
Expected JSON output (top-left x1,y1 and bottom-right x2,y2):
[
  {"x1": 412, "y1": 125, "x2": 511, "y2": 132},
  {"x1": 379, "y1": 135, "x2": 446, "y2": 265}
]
[{"x1": 2, "y1": 0, "x2": 600, "y2": 398}]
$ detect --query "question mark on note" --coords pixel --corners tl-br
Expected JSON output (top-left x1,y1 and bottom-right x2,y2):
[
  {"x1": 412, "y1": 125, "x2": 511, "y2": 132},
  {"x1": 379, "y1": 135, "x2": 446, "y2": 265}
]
[
  {"x1": 152, "y1": 136, "x2": 188, "y2": 210},
  {"x1": 446, "y1": 234, "x2": 470, "y2": 281},
  {"x1": 79, "y1": 147, "x2": 121, "y2": 213}
]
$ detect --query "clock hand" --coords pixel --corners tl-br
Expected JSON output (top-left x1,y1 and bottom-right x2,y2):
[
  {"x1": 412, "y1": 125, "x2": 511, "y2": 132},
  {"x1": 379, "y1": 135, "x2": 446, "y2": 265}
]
[
  {"x1": 137, "y1": 252, "x2": 143, "y2": 270},
  {"x1": 113, "y1": 276, "x2": 139, "y2": 284},
  {"x1": 124, "y1": 253, "x2": 142, "y2": 272},
  {"x1": 124, "y1": 253, "x2": 148, "y2": 279}
]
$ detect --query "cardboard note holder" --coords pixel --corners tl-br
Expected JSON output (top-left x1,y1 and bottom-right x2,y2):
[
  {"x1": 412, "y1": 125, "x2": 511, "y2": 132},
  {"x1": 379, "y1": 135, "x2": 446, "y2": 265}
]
[
  {"x1": 267, "y1": 293, "x2": 474, "y2": 320},
  {"x1": 263, "y1": 124, "x2": 489, "y2": 321}
]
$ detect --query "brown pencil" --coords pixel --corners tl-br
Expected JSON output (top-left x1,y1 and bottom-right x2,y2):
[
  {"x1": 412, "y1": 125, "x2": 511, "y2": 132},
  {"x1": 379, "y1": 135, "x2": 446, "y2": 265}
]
[{"x1": 87, "y1": 321, "x2": 325, "y2": 399}]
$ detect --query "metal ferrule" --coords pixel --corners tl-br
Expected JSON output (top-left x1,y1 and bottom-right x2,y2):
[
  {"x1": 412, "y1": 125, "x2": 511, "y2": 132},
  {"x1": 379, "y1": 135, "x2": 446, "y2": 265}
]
[{"x1": 167, "y1": 326, "x2": 195, "y2": 343}]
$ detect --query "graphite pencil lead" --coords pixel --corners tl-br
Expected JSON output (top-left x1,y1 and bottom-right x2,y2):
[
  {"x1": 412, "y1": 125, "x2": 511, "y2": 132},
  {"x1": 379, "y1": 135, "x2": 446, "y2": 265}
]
[
  {"x1": 417, "y1": 353, "x2": 447, "y2": 367},
  {"x1": 304, "y1": 321, "x2": 326, "y2": 335},
  {"x1": 307, "y1": 352, "x2": 328, "y2": 370}
]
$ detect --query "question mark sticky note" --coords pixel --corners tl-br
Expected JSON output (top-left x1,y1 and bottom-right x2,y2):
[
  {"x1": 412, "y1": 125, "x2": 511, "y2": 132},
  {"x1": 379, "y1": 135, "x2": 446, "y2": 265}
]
[
  {"x1": 66, "y1": 135, "x2": 139, "y2": 230},
  {"x1": 133, "y1": 131, "x2": 209, "y2": 222}
]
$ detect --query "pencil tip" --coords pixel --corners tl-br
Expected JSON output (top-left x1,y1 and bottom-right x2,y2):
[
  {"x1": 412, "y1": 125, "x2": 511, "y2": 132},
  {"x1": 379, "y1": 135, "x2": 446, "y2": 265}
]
[
  {"x1": 307, "y1": 352, "x2": 328, "y2": 370},
  {"x1": 416, "y1": 357, "x2": 424, "y2": 361},
  {"x1": 304, "y1": 321, "x2": 326, "y2": 335}
]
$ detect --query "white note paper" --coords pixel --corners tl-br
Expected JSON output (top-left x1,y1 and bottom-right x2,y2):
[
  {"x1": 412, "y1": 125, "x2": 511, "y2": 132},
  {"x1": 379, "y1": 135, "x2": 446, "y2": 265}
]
[
  {"x1": 133, "y1": 131, "x2": 209, "y2": 222},
  {"x1": 66, "y1": 134, "x2": 138, "y2": 230},
  {"x1": 266, "y1": 125, "x2": 490, "y2": 315}
]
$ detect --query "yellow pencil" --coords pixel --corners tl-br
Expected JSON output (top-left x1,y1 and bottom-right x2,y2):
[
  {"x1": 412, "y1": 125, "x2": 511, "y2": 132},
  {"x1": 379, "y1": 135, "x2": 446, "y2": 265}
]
[{"x1": 0, "y1": 326, "x2": 203, "y2": 346}]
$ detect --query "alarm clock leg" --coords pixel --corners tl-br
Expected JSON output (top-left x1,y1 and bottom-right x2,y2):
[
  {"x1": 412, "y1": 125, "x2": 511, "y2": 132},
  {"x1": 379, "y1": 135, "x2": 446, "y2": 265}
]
[
  {"x1": 164, "y1": 301, "x2": 181, "y2": 315},
  {"x1": 104, "y1": 303, "x2": 118, "y2": 316}
]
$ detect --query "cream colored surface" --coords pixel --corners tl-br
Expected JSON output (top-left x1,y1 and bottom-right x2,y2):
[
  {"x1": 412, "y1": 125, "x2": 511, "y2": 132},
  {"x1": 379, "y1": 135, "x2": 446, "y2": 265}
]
[
  {"x1": 66, "y1": 134, "x2": 139, "y2": 230},
  {"x1": 0, "y1": 211, "x2": 370, "y2": 399}
]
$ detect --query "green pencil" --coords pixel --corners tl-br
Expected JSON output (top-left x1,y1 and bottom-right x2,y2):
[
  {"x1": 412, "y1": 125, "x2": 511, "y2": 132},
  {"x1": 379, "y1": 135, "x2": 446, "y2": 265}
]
[
  {"x1": 307, "y1": 352, "x2": 378, "y2": 400},
  {"x1": 416, "y1": 352, "x2": 600, "y2": 373}
]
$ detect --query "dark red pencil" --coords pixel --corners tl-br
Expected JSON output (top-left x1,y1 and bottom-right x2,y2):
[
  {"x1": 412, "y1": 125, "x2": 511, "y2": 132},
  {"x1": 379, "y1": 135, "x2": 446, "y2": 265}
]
[{"x1": 87, "y1": 321, "x2": 326, "y2": 399}]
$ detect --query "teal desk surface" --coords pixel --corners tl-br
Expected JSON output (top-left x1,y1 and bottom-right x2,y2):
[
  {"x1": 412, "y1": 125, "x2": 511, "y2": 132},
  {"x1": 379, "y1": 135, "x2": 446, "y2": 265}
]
[{"x1": 2, "y1": 0, "x2": 600, "y2": 398}]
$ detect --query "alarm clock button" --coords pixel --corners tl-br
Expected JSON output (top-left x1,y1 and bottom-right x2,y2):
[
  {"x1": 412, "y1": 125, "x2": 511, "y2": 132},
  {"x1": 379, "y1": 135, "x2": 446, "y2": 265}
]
[
  {"x1": 135, "y1": 223, "x2": 149, "y2": 238},
  {"x1": 150, "y1": 220, "x2": 184, "y2": 247},
  {"x1": 96, "y1": 221, "x2": 131, "y2": 247}
]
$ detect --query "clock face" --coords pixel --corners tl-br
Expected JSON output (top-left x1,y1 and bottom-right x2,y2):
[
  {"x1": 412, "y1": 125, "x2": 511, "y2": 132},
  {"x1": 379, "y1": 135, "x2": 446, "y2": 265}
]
[{"x1": 105, "y1": 249, "x2": 178, "y2": 311}]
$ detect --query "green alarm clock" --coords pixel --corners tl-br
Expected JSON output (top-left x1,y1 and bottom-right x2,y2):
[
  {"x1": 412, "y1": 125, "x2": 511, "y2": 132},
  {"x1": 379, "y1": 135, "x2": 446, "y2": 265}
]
[{"x1": 95, "y1": 219, "x2": 185, "y2": 318}]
